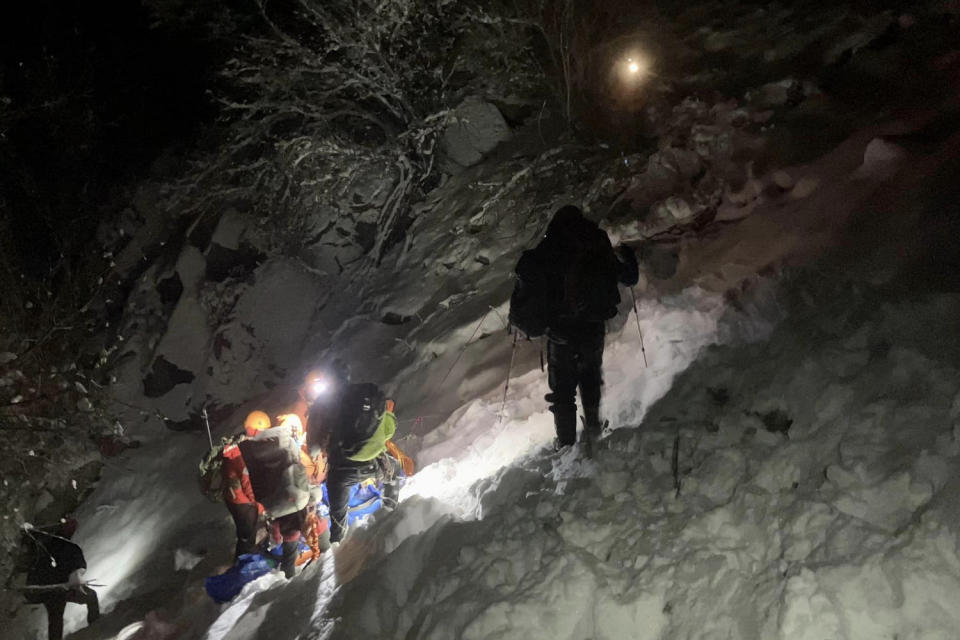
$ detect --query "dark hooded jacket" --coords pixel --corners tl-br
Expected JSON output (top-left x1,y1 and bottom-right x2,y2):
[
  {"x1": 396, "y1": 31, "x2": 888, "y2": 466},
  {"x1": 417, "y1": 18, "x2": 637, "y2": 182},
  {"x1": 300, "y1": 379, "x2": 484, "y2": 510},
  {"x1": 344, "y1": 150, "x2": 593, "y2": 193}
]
[{"x1": 513, "y1": 206, "x2": 638, "y2": 341}]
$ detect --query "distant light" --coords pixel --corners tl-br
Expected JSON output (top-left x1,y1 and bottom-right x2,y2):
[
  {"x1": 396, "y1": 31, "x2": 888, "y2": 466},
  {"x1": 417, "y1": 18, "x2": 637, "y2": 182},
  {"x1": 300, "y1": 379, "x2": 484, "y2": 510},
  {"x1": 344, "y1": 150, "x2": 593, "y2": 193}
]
[{"x1": 620, "y1": 54, "x2": 649, "y2": 84}]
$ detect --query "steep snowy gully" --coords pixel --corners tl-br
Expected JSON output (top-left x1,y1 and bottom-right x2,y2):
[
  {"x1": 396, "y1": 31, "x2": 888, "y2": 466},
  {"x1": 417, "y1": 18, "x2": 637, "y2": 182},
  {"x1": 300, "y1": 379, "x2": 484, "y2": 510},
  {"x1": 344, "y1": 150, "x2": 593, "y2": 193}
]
[
  {"x1": 53, "y1": 110, "x2": 960, "y2": 640},
  {"x1": 39, "y1": 8, "x2": 960, "y2": 636},
  {"x1": 209, "y1": 278, "x2": 960, "y2": 640}
]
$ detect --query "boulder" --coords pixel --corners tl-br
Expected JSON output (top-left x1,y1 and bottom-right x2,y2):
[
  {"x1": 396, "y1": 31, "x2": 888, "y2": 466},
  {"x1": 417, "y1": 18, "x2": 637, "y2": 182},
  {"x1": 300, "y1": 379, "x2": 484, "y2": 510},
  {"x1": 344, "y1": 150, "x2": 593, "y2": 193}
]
[
  {"x1": 746, "y1": 79, "x2": 803, "y2": 108},
  {"x1": 441, "y1": 97, "x2": 512, "y2": 172},
  {"x1": 145, "y1": 247, "x2": 211, "y2": 420},
  {"x1": 199, "y1": 258, "x2": 324, "y2": 407},
  {"x1": 210, "y1": 209, "x2": 248, "y2": 251},
  {"x1": 853, "y1": 138, "x2": 905, "y2": 180},
  {"x1": 206, "y1": 210, "x2": 264, "y2": 282},
  {"x1": 653, "y1": 196, "x2": 696, "y2": 223},
  {"x1": 614, "y1": 147, "x2": 702, "y2": 215}
]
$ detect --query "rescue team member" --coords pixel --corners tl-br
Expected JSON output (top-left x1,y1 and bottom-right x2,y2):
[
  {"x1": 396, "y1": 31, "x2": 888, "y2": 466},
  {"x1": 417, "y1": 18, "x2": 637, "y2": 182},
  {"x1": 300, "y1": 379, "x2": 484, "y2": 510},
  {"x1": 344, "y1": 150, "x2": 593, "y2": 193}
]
[
  {"x1": 221, "y1": 411, "x2": 267, "y2": 558},
  {"x1": 307, "y1": 360, "x2": 403, "y2": 544},
  {"x1": 18, "y1": 519, "x2": 100, "y2": 640},
  {"x1": 509, "y1": 205, "x2": 638, "y2": 453},
  {"x1": 238, "y1": 413, "x2": 318, "y2": 578}
]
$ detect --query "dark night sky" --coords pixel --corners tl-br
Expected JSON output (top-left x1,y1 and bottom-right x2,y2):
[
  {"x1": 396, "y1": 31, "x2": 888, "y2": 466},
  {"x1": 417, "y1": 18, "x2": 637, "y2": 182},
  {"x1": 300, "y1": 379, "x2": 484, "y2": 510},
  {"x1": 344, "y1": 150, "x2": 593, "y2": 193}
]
[{"x1": 1, "y1": 0, "x2": 216, "y2": 276}]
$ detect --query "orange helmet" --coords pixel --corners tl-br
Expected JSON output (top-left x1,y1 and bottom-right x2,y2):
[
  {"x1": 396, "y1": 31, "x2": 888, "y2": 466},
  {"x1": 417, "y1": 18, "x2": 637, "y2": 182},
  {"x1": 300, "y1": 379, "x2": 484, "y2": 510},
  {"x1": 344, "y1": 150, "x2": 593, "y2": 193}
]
[{"x1": 244, "y1": 410, "x2": 271, "y2": 436}]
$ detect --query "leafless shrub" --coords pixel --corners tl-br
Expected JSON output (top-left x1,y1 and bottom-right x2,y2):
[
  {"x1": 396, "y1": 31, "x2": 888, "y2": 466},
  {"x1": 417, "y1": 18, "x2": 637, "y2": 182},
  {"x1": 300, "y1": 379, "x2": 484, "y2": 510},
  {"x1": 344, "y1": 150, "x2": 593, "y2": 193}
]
[{"x1": 158, "y1": 0, "x2": 549, "y2": 267}]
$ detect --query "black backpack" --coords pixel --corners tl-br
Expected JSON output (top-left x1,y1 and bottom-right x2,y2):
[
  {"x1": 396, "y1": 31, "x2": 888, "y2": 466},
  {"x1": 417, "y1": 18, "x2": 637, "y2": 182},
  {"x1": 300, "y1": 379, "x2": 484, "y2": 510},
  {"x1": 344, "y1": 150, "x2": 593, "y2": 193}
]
[
  {"x1": 508, "y1": 249, "x2": 549, "y2": 338},
  {"x1": 509, "y1": 230, "x2": 620, "y2": 336},
  {"x1": 334, "y1": 382, "x2": 386, "y2": 459},
  {"x1": 554, "y1": 235, "x2": 621, "y2": 324}
]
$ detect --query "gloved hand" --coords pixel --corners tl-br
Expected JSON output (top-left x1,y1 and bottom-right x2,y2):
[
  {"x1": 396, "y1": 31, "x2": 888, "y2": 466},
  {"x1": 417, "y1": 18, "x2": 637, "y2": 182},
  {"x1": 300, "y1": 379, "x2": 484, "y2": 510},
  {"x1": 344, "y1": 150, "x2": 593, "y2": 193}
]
[
  {"x1": 67, "y1": 568, "x2": 85, "y2": 587},
  {"x1": 615, "y1": 244, "x2": 640, "y2": 285}
]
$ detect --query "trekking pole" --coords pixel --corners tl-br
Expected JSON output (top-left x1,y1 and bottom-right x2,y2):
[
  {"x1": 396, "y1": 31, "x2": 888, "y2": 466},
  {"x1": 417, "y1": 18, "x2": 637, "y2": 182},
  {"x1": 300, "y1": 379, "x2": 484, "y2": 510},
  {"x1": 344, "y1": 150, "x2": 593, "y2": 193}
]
[
  {"x1": 497, "y1": 332, "x2": 519, "y2": 425},
  {"x1": 672, "y1": 432, "x2": 681, "y2": 498},
  {"x1": 629, "y1": 287, "x2": 649, "y2": 368},
  {"x1": 201, "y1": 406, "x2": 214, "y2": 449},
  {"x1": 440, "y1": 307, "x2": 494, "y2": 386}
]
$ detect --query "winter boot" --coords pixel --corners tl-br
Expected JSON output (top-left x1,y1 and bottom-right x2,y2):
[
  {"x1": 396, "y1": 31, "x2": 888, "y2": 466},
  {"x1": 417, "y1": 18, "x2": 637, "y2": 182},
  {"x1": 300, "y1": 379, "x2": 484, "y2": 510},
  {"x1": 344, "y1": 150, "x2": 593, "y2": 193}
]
[
  {"x1": 582, "y1": 407, "x2": 603, "y2": 458},
  {"x1": 583, "y1": 406, "x2": 602, "y2": 433},
  {"x1": 382, "y1": 480, "x2": 400, "y2": 510},
  {"x1": 553, "y1": 409, "x2": 577, "y2": 449},
  {"x1": 281, "y1": 541, "x2": 299, "y2": 579}
]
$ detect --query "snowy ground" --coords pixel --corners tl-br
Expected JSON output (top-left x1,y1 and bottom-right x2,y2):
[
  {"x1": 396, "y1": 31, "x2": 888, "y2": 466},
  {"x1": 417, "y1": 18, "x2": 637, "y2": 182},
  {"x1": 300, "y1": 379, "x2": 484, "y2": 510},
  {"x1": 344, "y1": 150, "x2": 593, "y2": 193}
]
[
  {"x1": 34, "y1": 121, "x2": 958, "y2": 640},
  {"x1": 191, "y1": 269, "x2": 960, "y2": 640},
  {"x1": 21, "y1": 9, "x2": 959, "y2": 635},
  {"x1": 197, "y1": 285, "x2": 741, "y2": 640}
]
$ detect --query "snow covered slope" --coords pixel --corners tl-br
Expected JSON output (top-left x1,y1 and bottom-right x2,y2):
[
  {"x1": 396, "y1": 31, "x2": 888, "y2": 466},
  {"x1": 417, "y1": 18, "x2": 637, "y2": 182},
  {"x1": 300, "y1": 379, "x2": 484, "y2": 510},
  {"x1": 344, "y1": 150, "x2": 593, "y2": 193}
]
[
  {"x1": 207, "y1": 276, "x2": 960, "y2": 640},
  {"x1": 18, "y1": 3, "x2": 959, "y2": 637}
]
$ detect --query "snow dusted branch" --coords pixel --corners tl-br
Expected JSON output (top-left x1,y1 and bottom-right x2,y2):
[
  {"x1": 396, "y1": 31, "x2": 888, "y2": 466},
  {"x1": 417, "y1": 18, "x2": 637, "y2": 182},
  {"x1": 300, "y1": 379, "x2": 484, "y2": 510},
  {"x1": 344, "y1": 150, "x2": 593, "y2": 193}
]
[{"x1": 159, "y1": 0, "x2": 546, "y2": 267}]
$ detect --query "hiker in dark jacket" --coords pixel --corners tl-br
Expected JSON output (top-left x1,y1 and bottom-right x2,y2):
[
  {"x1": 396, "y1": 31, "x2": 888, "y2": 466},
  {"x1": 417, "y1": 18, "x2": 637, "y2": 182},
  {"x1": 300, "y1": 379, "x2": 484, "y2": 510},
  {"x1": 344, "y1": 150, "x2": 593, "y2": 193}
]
[
  {"x1": 510, "y1": 205, "x2": 638, "y2": 451},
  {"x1": 20, "y1": 518, "x2": 99, "y2": 640},
  {"x1": 307, "y1": 359, "x2": 401, "y2": 544}
]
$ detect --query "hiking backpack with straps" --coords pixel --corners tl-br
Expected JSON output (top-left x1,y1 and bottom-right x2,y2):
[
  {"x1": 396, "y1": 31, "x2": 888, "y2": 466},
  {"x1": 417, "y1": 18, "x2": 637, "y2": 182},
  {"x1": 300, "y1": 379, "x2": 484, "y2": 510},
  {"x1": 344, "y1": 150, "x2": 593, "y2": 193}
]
[
  {"x1": 553, "y1": 232, "x2": 621, "y2": 324},
  {"x1": 509, "y1": 248, "x2": 549, "y2": 338},
  {"x1": 237, "y1": 429, "x2": 310, "y2": 518},
  {"x1": 335, "y1": 382, "x2": 386, "y2": 459},
  {"x1": 509, "y1": 227, "x2": 620, "y2": 336},
  {"x1": 198, "y1": 434, "x2": 245, "y2": 503}
]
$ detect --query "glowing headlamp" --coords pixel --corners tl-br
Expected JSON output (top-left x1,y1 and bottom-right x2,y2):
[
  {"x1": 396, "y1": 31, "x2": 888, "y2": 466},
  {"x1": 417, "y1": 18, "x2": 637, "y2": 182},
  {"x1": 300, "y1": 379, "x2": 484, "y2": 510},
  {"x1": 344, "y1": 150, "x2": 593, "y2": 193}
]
[{"x1": 309, "y1": 378, "x2": 330, "y2": 399}]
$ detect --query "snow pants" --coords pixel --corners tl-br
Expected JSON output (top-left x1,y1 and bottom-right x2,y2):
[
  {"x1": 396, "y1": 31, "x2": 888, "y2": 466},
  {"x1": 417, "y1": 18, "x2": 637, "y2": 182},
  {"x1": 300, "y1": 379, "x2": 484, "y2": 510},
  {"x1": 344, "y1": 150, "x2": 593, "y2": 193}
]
[
  {"x1": 273, "y1": 508, "x2": 307, "y2": 578},
  {"x1": 546, "y1": 326, "x2": 605, "y2": 446},
  {"x1": 29, "y1": 586, "x2": 99, "y2": 640},
  {"x1": 327, "y1": 459, "x2": 379, "y2": 543},
  {"x1": 226, "y1": 500, "x2": 259, "y2": 558}
]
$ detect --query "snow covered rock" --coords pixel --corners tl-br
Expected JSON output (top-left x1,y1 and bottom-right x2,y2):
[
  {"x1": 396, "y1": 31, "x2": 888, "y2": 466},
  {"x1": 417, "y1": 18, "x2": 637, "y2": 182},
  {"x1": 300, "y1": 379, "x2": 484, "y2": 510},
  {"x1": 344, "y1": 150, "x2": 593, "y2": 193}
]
[
  {"x1": 441, "y1": 97, "x2": 512, "y2": 172},
  {"x1": 199, "y1": 258, "x2": 323, "y2": 407},
  {"x1": 146, "y1": 247, "x2": 211, "y2": 419},
  {"x1": 174, "y1": 548, "x2": 205, "y2": 571},
  {"x1": 652, "y1": 196, "x2": 696, "y2": 223},
  {"x1": 745, "y1": 78, "x2": 804, "y2": 108},
  {"x1": 853, "y1": 138, "x2": 906, "y2": 180}
]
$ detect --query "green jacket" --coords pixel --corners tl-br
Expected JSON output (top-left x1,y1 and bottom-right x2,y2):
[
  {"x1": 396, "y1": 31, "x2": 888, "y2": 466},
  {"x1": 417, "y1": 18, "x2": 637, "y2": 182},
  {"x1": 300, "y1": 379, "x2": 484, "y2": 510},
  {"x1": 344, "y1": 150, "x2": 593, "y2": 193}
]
[{"x1": 347, "y1": 410, "x2": 396, "y2": 462}]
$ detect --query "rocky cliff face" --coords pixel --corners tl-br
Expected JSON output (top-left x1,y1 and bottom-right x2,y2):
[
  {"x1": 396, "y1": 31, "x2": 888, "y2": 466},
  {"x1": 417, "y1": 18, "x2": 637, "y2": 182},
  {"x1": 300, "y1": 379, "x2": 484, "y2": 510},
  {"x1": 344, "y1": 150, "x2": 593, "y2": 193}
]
[{"x1": 100, "y1": 0, "x2": 960, "y2": 443}]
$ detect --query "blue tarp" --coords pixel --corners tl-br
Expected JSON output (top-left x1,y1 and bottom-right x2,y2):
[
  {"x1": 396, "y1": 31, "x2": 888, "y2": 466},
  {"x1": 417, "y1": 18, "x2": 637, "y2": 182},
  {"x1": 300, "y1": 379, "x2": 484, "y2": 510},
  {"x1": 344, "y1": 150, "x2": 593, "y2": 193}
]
[
  {"x1": 206, "y1": 475, "x2": 403, "y2": 602},
  {"x1": 204, "y1": 553, "x2": 276, "y2": 603}
]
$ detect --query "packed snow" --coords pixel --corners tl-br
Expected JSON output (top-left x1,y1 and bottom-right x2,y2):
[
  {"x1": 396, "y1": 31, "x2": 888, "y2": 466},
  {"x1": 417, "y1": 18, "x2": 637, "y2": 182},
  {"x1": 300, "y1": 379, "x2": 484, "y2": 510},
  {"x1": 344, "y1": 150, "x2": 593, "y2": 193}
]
[
  {"x1": 45, "y1": 123, "x2": 960, "y2": 640},
  {"x1": 179, "y1": 274, "x2": 960, "y2": 640}
]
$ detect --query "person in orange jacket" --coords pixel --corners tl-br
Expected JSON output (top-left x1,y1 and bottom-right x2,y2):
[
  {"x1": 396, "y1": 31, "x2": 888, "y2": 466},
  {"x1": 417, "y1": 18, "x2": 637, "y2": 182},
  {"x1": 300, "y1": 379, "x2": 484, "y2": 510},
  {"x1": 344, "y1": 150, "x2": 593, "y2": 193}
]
[
  {"x1": 222, "y1": 411, "x2": 268, "y2": 558},
  {"x1": 275, "y1": 414, "x2": 331, "y2": 561},
  {"x1": 278, "y1": 413, "x2": 326, "y2": 485}
]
